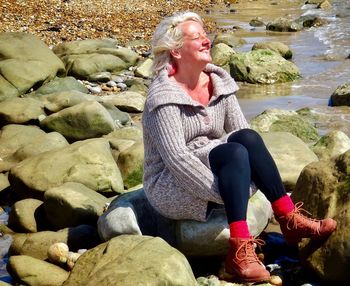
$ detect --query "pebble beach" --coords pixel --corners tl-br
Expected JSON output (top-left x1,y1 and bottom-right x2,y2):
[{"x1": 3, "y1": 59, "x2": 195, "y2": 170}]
[{"x1": 0, "y1": 0, "x2": 226, "y2": 46}]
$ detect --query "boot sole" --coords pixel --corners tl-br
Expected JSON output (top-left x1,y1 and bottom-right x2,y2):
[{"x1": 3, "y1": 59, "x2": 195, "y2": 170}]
[{"x1": 223, "y1": 268, "x2": 271, "y2": 284}]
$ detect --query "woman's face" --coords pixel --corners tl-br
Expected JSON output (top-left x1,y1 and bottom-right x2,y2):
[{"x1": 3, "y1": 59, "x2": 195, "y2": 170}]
[{"x1": 173, "y1": 20, "x2": 212, "y2": 66}]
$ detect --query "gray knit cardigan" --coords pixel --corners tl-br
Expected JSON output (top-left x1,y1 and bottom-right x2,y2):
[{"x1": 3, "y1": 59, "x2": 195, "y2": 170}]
[{"x1": 142, "y1": 64, "x2": 249, "y2": 222}]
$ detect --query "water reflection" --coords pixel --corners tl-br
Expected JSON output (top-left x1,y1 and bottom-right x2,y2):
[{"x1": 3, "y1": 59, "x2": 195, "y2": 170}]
[{"x1": 236, "y1": 82, "x2": 293, "y2": 99}]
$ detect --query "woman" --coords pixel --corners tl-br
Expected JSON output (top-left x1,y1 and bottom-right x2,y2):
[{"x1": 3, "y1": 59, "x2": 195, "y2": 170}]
[{"x1": 142, "y1": 11, "x2": 336, "y2": 283}]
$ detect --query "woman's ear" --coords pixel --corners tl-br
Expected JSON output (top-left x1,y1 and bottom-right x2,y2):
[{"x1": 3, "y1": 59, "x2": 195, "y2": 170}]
[{"x1": 170, "y1": 49, "x2": 181, "y2": 59}]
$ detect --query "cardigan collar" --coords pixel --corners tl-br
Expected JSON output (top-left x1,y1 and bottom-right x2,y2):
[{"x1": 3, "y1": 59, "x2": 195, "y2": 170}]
[{"x1": 146, "y1": 63, "x2": 239, "y2": 112}]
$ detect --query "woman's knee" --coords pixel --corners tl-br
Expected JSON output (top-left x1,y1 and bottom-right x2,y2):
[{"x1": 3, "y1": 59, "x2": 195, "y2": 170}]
[
  {"x1": 228, "y1": 128, "x2": 264, "y2": 147},
  {"x1": 209, "y1": 143, "x2": 249, "y2": 174}
]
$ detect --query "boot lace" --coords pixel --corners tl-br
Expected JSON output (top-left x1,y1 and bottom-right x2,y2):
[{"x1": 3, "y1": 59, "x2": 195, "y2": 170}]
[
  {"x1": 283, "y1": 202, "x2": 321, "y2": 235},
  {"x1": 235, "y1": 237, "x2": 265, "y2": 264}
]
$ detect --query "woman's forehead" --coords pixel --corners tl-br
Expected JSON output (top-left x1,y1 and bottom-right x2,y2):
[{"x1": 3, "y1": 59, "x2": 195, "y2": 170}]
[{"x1": 179, "y1": 20, "x2": 205, "y2": 35}]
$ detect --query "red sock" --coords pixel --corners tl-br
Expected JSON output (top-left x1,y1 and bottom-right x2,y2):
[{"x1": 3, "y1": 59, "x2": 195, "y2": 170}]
[
  {"x1": 229, "y1": 220, "x2": 250, "y2": 238},
  {"x1": 272, "y1": 195, "x2": 295, "y2": 217}
]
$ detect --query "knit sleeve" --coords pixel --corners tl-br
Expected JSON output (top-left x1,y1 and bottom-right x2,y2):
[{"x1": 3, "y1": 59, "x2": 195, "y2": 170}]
[
  {"x1": 144, "y1": 104, "x2": 223, "y2": 204},
  {"x1": 224, "y1": 93, "x2": 250, "y2": 134}
]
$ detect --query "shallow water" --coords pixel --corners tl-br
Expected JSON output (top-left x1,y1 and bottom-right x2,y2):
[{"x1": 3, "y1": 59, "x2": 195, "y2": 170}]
[{"x1": 209, "y1": 0, "x2": 350, "y2": 120}]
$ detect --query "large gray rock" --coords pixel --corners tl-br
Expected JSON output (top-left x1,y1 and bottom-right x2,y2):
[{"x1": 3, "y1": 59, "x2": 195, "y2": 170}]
[
  {"x1": 177, "y1": 190, "x2": 272, "y2": 256},
  {"x1": 251, "y1": 109, "x2": 320, "y2": 143},
  {"x1": 212, "y1": 32, "x2": 246, "y2": 48},
  {"x1": 0, "y1": 97, "x2": 45, "y2": 125},
  {"x1": 261, "y1": 132, "x2": 319, "y2": 190},
  {"x1": 1, "y1": 131, "x2": 68, "y2": 172},
  {"x1": 34, "y1": 90, "x2": 97, "y2": 113},
  {"x1": 9, "y1": 224, "x2": 100, "y2": 260},
  {"x1": 31, "y1": 76, "x2": 89, "y2": 96},
  {"x1": 8, "y1": 255, "x2": 69, "y2": 286},
  {"x1": 8, "y1": 198, "x2": 47, "y2": 233},
  {"x1": 40, "y1": 101, "x2": 116, "y2": 140},
  {"x1": 330, "y1": 83, "x2": 350, "y2": 106},
  {"x1": 100, "y1": 101, "x2": 132, "y2": 128},
  {"x1": 53, "y1": 38, "x2": 119, "y2": 57},
  {"x1": 9, "y1": 138, "x2": 124, "y2": 199},
  {"x1": 230, "y1": 49, "x2": 300, "y2": 84},
  {"x1": 63, "y1": 235, "x2": 197, "y2": 286},
  {"x1": 0, "y1": 124, "x2": 47, "y2": 172},
  {"x1": 103, "y1": 126, "x2": 143, "y2": 152},
  {"x1": 311, "y1": 130, "x2": 350, "y2": 160},
  {"x1": 0, "y1": 32, "x2": 65, "y2": 99},
  {"x1": 292, "y1": 150, "x2": 350, "y2": 283},
  {"x1": 252, "y1": 41, "x2": 293, "y2": 59},
  {"x1": 99, "y1": 91, "x2": 146, "y2": 113},
  {"x1": 44, "y1": 182, "x2": 109, "y2": 229},
  {"x1": 61, "y1": 53, "x2": 127, "y2": 79},
  {"x1": 95, "y1": 47, "x2": 139, "y2": 66},
  {"x1": 97, "y1": 189, "x2": 272, "y2": 256},
  {"x1": 266, "y1": 16, "x2": 303, "y2": 32},
  {"x1": 211, "y1": 43, "x2": 235, "y2": 73}
]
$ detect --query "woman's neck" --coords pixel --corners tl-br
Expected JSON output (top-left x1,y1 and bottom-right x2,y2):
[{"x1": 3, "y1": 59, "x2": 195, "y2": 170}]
[
  {"x1": 172, "y1": 64, "x2": 206, "y2": 91},
  {"x1": 171, "y1": 66, "x2": 212, "y2": 106}
]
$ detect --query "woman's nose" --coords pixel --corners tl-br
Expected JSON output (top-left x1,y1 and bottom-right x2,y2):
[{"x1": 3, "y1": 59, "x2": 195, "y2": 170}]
[{"x1": 203, "y1": 36, "x2": 211, "y2": 46}]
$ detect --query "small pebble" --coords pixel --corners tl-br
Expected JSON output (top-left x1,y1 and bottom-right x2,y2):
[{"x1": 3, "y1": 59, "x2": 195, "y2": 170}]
[
  {"x1": 270, "y1": 275, "x2": 283, "y2": 286},
  {"x1": 116, "y1": 82, "x2": 127, "y2": 90},
  {"x1": 88, "y1": 85, "x2": 102, "y2": 94},
  {"x1": 106, "y1": 80, "x2": 117, "y2": 87}
]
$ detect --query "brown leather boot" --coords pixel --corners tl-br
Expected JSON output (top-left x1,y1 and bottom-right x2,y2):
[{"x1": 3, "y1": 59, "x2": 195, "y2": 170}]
[
  {"x1": 225, "y1": 237, "x2": 270, "y2": 283},
  {"x1": 276, "y1": 202, "x2": 337, "y2": 245}
]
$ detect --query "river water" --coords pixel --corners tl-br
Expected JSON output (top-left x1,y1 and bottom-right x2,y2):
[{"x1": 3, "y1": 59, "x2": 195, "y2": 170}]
[{"x1": 209, "y1": 0, "x2": 350, "y2": 121}]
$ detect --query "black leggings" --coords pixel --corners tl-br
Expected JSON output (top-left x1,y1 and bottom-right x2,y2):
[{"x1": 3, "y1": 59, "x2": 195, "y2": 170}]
[{"x1": 208, "y1": 129, "x2": 286, "y2": 223}]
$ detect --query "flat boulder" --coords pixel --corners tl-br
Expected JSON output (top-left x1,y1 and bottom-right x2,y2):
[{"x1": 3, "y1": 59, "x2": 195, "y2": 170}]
[
  {"x1": 252, "y1": 41, "x2": 293, "y2": 59},
  {"x1": 311, "y1": 130, "x2": 350, "y2": 160},
  {"x1": 251, "y1": 108, "x2": 320, "y2": 143},
  {"x1": 266, "y1": 16, "x2": 303, "y2": 32},
  {"x1": 261, "y1": 132, "x2": 318, "y2": 190},
  {"x1": 9, "y1": 138, "x2": 124, "y2": 198},
  {"x1": 212, "y1": 32, "x2": 246, "y2": 48},
  {"x1": 61, "y1": 53, "x2": 127, "y2": 79},
  {"x1": 8, "y1": 255, "x2": 69, "y2": 286},
  {"x1": 0, "y1": 124, "x2": 47, "y2": 172},
  {"x1": 1, "y1": 131, "x2": 68, "y2": 172},
  {"x1": 99, "y1": 91, "x2": 146, "y2": 113},
  {"x1": 230, "y1": 49, "x2": 300, "y2": 84},
  {"x1": 0, "y1": 32, "x2": 65, "y2": 99},
  {"x1": 40, "y1": 101, "x2": 116, "y2": 140},
  {"x1": 34, "y1": 90, "x2": 97, "y2": 113},
  {"x1": 0, "y1": 97, "x2": 45, "y2": 125},
  {"x1": 44, "y1": 182, "x2": 108, "y2": 229},
  {"x1": 53, "y1": 38, "x2": 119, "y2": 57},
  {"x1": 63, "y1": 235, "x2": 197, "y2": 286},
  {"x1": 95, "y1": 47, "x2": 139, "y2": 66}
]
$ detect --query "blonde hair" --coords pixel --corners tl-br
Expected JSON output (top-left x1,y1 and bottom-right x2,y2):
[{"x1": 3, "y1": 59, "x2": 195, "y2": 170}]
[{"x1": 151, "y1": 11, "x2": 203, "y2": 75}]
